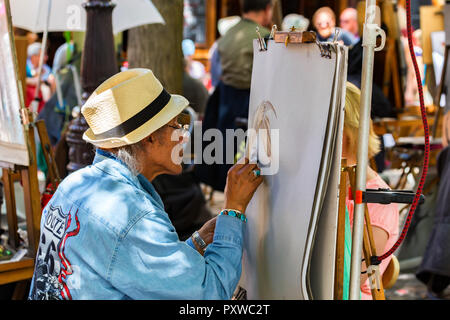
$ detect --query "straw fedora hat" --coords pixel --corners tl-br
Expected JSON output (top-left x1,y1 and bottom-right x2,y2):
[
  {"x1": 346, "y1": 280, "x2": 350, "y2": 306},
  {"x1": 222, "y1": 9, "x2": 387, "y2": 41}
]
[{"x1": 82, "y1": 68, "x2": 188, "y2": 149}]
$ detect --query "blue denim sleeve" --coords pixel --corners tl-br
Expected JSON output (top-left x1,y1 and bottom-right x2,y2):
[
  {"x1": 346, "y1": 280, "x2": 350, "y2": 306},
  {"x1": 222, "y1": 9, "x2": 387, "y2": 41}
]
[
  {"x1": 185, "y1": 237, "x2": 196, "y2": 250},
  {"x1": 109, "y1": 213, "x2": 244, "y2": 299}
]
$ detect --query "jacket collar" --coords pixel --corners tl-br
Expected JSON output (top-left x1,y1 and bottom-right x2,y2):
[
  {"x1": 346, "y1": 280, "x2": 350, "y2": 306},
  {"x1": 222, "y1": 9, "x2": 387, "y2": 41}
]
[{"x1": 93, "y1": 149, "x2": 165, "y2": 210}]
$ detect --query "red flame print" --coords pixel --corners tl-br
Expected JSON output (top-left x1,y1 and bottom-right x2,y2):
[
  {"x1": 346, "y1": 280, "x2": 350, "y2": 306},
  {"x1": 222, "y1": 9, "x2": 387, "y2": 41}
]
[{"x1": 57, "y1": 209, "x2": 80, "y2": 300}]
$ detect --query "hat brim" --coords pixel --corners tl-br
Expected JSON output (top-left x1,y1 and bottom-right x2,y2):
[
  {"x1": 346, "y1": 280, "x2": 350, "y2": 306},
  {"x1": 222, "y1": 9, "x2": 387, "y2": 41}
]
[{"x1": 83, "y1": 94, "x2": 189, "y2": 149}]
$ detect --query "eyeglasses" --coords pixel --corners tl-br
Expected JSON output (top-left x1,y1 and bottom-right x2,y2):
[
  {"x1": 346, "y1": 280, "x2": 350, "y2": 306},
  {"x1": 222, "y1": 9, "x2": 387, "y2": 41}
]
[
  {"x1": 167, "y1": 123, "x2": 189, "y2": 131},
  {"x1": 166, "y1": 112, "x2": 191, "y2": 141},
  {"x1": 167, "y1": 123, "x2": 190, "y2": 141}
]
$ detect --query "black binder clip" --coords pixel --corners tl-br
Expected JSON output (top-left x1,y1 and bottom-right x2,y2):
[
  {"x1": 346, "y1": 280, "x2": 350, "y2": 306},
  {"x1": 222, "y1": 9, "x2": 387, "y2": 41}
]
[{"x1": 256, "y1": 26, "x2": 267, "y2": 51}]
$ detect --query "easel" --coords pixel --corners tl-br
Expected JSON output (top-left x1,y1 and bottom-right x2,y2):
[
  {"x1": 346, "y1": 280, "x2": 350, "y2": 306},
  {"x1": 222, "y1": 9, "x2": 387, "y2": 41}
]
[
  {"x1": 0, "y1": 0, "x2": 60, "y2": 298},
  {"x1": 347, "y1": 165, "x2": 386, "y2": 300},
  {"x1": 334, "y1": 160, "x2": 348, "y2": 300},
  {"x1": 382, "y1": 37, "x2": 404, "y2": 110},
  {"x1": 0, "y1": 110, "x2": 40, "y2": 295},
  {"x1": 334, "y1": 160, "x2": 386, "y2": 300},
  {"x1": 381, "y1": 0, "x2": 406, "y2": 111},
  {"x1": 334, "y1": 160, "x2": 422, "y2": 299},
  {"x1": 0, "y1": 109, "x2": 60, "y2": 295}
]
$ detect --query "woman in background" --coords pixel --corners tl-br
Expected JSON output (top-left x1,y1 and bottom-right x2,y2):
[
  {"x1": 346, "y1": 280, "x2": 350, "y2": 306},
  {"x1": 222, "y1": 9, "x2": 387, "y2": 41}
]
[{"x1": 342, "y1": 82, "x2": 399, "y2": 299}]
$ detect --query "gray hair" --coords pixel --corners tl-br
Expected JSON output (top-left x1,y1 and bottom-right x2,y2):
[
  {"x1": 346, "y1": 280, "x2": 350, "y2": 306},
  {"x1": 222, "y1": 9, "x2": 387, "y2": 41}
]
[
  {"x1": 94, "y1": 125, "x2": 165, "y2": 175},
  {"x1": 112, "y1": 140, "x2": 146, "y2": 176},
  {"x1": 27, "y1": 42, "x2": 42, "y2": 57}
]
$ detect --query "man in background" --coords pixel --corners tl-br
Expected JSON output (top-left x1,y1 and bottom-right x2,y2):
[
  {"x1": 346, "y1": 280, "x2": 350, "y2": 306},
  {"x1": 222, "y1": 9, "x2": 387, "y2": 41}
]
[
  {"x1": 195, "y1": 0, "x2": 273, "y2": 191},
  {"x1": 208, "y1": 15, "x2": 241, "y2": 91},
  {"x1": 25, "y1": 42, "x2": 55, "y2": 112},
  {"x1": 217, "y1": 0, "x2": 272, "y2": 91},
  {"x1": 339, "y1": 7, "x2": 360, "y2": 41}
]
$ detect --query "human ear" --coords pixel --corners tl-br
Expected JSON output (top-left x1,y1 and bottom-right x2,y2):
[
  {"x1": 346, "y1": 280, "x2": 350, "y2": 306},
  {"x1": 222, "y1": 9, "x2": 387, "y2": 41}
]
[
  {"x1": 147, "y1": 135, "x2": 153, "y2": 143},
  {"x1": 147, "y1": 131, "x2": 164, "y2": 146}
]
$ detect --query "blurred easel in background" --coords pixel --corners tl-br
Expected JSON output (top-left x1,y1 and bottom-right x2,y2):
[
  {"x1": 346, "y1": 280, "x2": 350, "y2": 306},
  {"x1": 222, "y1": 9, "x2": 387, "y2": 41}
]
[{"x1": 0, "y1": 0, "x2": 59, "y2": 299}]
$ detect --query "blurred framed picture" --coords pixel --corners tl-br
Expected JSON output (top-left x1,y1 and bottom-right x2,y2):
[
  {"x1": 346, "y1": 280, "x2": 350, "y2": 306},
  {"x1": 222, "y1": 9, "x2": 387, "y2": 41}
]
[{"x1": 0, "y1": 0, "x2": 29, "y2": 167}]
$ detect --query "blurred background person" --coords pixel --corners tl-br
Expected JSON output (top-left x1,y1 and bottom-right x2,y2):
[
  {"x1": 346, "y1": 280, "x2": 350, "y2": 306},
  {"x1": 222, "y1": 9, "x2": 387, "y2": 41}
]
[
  {"x1": 36, "y1": 41, "x2": 82, "y2": 147},
  {"x1": 182, "y1": 52, "x2": 209, "y2": 117},
  {"x1": 339, "y1": 7, "x2": 360, "y2": 41},
  {"x1": 195, "y1": 0, "x2": 273, "y2": 192},
  {"x1": 25, "y1": 42, "x2": 55, "y2": 112},
  {"x1": 415, "y1": 143, "x2": 450, "y2": 299},
  {"x1": 402, "y1": 29, "x2": 433, "y2": 106},
  {"x1": 208, "y1": 15, "x2": 241, "y2": 91},
  {"x1": 396, "y1": 5, "x2": 433, "y2": 107},
  {"x1": 182, "y1": 38, "x2": 206, "y2": 82},
  {"x1": 343, "y1": 82, "x2": 399, "y2": 300},
  {"x1": 218, "y1": 0, "x2": 272, "y2": 90},
  {"x1": 312, "y1": 6, "x2": 358, "y2": 46}
]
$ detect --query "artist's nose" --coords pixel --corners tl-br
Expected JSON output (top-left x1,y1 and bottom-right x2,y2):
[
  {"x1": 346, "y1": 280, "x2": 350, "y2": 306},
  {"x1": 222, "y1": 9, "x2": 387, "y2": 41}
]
[{"x1": 180, "y1": 131, "x2": 190, "y2": 144}]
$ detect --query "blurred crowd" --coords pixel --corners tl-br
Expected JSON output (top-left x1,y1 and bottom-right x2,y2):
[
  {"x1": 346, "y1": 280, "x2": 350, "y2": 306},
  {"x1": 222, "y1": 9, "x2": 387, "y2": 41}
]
[{"x1": 15, "y1": 2, "x2": 433, "y2": 142}]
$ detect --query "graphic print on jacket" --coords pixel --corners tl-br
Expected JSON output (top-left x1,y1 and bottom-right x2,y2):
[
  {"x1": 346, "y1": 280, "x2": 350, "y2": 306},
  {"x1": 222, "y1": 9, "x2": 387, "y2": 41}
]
[{"x1": 30, "y1": 205, "x2": 80, "y2": 300}]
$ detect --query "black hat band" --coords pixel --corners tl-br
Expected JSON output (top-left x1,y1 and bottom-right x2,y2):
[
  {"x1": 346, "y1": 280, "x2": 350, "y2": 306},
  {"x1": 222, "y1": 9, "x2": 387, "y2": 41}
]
[{"x1": 92, "y1": 88, "x2": 171, "y2": 140}]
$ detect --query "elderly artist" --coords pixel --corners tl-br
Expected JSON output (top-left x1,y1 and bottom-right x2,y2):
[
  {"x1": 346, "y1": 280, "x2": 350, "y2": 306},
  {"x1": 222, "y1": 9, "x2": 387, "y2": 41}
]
[{"x1": 28, "y1": 69, "x2": 263, "y2": 300}]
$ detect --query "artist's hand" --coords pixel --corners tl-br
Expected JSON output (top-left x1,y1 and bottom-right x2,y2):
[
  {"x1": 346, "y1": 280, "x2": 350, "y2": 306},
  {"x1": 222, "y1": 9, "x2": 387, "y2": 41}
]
[
  {"x1": 197, "y1": 216, "x2": 217, "y2": 246},
  {"x1": 223, "y1": 158, "x2": 263, "y2": 213}
]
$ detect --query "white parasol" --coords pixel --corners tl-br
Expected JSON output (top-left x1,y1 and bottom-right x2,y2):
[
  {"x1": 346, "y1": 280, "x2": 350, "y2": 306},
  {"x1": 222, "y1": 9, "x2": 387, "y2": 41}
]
[{"x1": 9, "y1": 0, "x2": 164, "y2": 34}]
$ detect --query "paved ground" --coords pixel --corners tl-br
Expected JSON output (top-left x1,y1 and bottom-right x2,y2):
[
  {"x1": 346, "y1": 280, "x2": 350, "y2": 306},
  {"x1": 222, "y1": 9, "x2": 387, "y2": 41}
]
[{"x1": 385, "y1": 272, "x2": 450, "y2": 300}]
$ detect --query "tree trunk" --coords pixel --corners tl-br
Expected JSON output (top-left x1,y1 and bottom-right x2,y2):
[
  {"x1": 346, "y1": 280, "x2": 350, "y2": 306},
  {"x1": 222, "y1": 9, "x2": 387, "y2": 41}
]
[{"x1": 127, "y1": 0, "x2": 184, "y2": 95}]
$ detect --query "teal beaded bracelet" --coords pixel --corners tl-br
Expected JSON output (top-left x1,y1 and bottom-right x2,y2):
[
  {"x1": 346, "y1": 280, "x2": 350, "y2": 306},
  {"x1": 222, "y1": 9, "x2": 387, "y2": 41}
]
[{"x1": 219, "y1": 209, "x2": 247, "y2": 223}]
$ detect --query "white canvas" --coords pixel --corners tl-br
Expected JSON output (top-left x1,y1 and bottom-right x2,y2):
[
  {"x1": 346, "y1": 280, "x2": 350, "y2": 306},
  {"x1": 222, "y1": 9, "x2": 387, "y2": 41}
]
[
  {"x1": 241, "y1": 40, "x2": 346, "y2": 299},
  {"x1": 0, "y1": 0, "x2": 29, "y2": 167}
]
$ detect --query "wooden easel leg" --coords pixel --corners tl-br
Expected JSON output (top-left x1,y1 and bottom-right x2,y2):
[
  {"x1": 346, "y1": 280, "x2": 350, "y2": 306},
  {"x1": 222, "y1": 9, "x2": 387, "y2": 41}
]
[
  {"x1": 394, "y1": 165, "x2": 409, "y2": 190},
  {"x1": 20, "y1": 167, "x2": 41, "y2": 258},
  {"x1": 35, "y1": 120, "x2": 60, "y2": 187},
  {"x1": 362, "y1": 222, "x2": 373, "y2": 274},
  {"x1": 19, "y1": 123, "x2": 42, "y2": 258},
  {"x1": 363, "y1": 207, "x2": 386, "y2": 300},
  {"x1": 383, "y1": 39, "x2": 393, "y2": 98},
  {"x1": 1, "y1": 169, "x2": 20, "y2": 248},
  {"x1": 334, "y1": 160, "x2": 348, "y2": 300},
  {"x1": 390, "y1": 43, "x2": 403, "y2": 110},
  {"x1": 11, "y1": 280, "x2": 29, "y2": 300},
  {"x1": 347, "y1": 166, "x2": 385, "y2": 300}
]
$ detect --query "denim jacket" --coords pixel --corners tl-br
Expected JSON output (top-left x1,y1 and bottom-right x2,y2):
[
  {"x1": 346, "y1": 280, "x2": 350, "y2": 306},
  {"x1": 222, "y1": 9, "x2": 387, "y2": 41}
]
[{"x1": 28, "y1": 149, "x2": 244, "y2": 300}]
